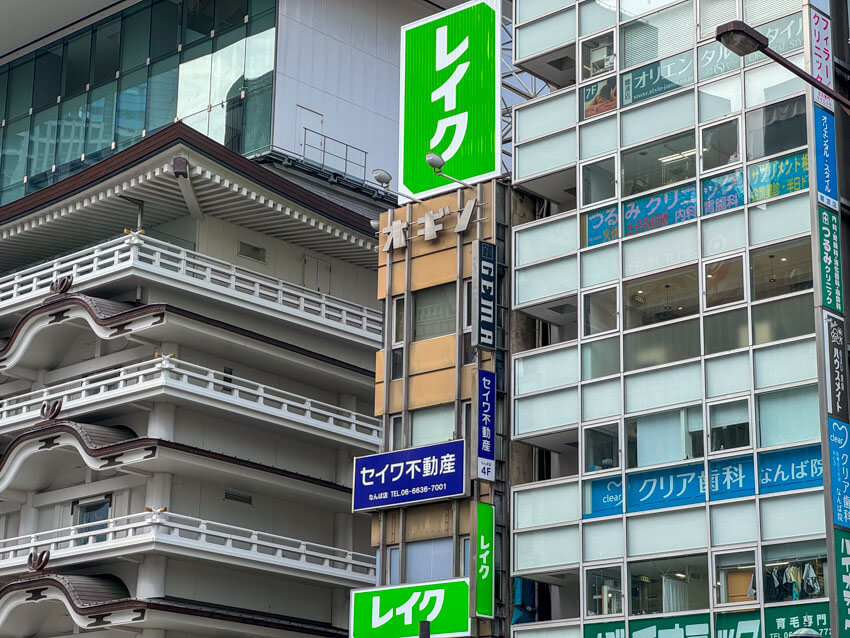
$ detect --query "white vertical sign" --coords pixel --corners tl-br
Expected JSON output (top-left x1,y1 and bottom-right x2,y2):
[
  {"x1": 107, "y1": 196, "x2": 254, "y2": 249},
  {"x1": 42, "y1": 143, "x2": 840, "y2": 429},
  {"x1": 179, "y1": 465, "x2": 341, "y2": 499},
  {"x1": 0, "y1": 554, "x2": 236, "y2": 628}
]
[{"x1": 810, "y1": 8, "x2": 834, "y2": 111}]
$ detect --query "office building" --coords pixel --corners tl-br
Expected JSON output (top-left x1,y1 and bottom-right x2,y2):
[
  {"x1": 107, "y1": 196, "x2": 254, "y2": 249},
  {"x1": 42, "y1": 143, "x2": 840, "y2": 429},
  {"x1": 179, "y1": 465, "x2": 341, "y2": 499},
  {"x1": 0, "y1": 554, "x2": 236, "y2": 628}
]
[{"x1": 508, "y1": 0, "x2": 850, "y2": 636}]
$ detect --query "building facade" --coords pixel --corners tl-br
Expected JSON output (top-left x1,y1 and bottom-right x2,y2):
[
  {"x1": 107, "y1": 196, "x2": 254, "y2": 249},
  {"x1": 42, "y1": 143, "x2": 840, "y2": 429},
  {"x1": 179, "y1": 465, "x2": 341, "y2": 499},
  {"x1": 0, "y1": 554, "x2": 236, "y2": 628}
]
[
  {"x1": 508, "y1": 0, "x2": 850, "y2": 637},
  {"x1": 0, "y1": 0, "x2": 459, "y2": 636}
]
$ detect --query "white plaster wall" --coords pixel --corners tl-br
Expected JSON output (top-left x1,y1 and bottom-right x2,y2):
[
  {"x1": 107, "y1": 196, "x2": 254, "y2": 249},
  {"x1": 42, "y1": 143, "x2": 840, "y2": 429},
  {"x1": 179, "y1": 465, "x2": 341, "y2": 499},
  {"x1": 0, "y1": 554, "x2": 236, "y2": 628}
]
[{"x1": 273, "y1": 0, "x2": 432, "y2": 188}]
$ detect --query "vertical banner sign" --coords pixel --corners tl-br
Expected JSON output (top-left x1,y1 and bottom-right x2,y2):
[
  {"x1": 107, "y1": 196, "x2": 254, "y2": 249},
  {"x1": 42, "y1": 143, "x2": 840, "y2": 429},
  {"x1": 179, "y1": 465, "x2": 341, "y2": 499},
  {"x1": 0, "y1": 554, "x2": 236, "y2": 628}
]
[
  {"x1": 819, "y1": 206, "x2": 843, "y2": 313},
  {"x1": 835, "y1": 527, "x2": 850, "y2": 634},
  {"x1": 351, "y1": 579, "x2": 472, "y2": 638},
  {"x1": 398, "y1": 0, "x2": 500, "y2": 200},
  {"x1": 828, "y1": 418, "x2": 850, "y2": 528},
  {"x1": 809, "y1": 8, "x2": 834, "y2": 110},
  {"x1": 823, "y1": 310, "x2": 849, "y2": 422},
  {"x1": 473, "y1": 502, "x2": 495, "y2": 619},
  {"x1": 815, "y1": 108, "x2": 839, "y2": 211},
  {"x1": 472, "y1": 240, "x2": 496, "y2": 349},
  {"x1": 476, "y1": 369, "x2": 496, "y2": 481}
]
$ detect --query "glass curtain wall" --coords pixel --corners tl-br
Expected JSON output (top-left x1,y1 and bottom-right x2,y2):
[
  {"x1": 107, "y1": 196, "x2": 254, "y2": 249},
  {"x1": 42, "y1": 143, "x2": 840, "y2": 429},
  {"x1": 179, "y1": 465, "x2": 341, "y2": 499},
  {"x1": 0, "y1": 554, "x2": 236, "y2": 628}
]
[{"x1": 0, "y1": 0, "x2": 275, "y2": 205}]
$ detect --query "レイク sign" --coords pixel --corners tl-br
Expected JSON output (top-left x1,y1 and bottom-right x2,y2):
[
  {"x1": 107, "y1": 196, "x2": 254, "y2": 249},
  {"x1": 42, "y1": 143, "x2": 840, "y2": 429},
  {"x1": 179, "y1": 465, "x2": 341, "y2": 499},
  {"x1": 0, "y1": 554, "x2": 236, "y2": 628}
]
[
  {"x1": 398, "y1": 0, "x2": 500, "y2": 199},
  {"x1": 473, "y1": 502, "x2": 494, "y2": 618},
  {"x1": 352, "y1": 440, "x2": 467, "y2": 511},
  {"x1": 350, "y1": 579, "x2": 471, "y2": 638}
]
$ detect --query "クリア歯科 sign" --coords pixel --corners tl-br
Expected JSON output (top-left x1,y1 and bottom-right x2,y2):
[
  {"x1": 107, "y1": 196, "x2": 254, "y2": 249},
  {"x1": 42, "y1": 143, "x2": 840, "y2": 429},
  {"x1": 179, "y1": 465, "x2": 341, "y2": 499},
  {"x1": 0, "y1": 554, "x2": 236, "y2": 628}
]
[
  {"x1": 350, "y1": 579, "x2": 471, "y2": 638},
  {"x1": 399, "y1": 0, "x2": 500, "y2": 199}
]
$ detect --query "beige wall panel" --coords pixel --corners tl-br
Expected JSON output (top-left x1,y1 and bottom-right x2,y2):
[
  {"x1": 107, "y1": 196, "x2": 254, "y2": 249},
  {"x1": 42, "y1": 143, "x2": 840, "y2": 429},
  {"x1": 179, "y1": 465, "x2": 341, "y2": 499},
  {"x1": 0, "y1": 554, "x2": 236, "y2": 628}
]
[
  {"x1": 409, "y1": 250, "x2": 459, "y2": 292},
  {"x1": 409, "y1": 334, "x2": 456, "y2": 375},
  {"x1": 408, "y1": 369, "x2": 456, "y2": 409},
  {"x1": 405, "y1": 502, "x2": 453, "y2": 541},
  {"x1": 459, "y1": 501, "x2": 471, "y2": 535},
  {"x1": 374, "y1": 378, "x2": 403, "y2": 416},
  {"x1": 375, "y1": 349, "x2": 385, "y2": 383},
  {"x1": 459, "y1": 365, "x2": 475, "y2": 401},
  {"x1": 374, "y1": 381, "x2": 384, "y2": 416}
]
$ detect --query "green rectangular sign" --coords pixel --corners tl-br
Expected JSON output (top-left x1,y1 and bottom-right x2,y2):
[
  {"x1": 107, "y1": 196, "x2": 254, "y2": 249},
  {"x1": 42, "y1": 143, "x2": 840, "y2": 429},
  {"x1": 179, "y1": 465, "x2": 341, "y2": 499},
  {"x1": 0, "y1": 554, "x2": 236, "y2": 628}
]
[
  {"x1": 399, "y1": 0, "x2": 500, "y2": 199},
  {"x1": 629, "y1": 613, "x2": 710, "y2": 638},
  {"x1": 474, "y1": 502, "x2": 494, "y2": 618},
  {"x1": 835, "y1": 527, "x2": 850, "y2": 636},
  {"x1": 819, "y1": 206, "x2": 844, "y2": 313},
  {"x1": 715, "y1": 609, "x2": 760, "y2": 637},
  {"x1": 350, "y1": 579, "x2": 471, "y2": 638},
  {"x1": 764, "y1": 601, "x2": 831, "y2": 637},
  {"x1": 584, "y1": 620, "x2": 624, "y2": 638}
]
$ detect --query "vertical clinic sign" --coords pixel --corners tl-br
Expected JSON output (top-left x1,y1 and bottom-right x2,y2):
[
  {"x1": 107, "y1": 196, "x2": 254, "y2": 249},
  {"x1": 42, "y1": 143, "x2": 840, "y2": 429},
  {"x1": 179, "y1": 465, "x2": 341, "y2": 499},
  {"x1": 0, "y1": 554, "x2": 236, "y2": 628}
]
[
  {"x1": 398, "y1": 0, "x2": 500, "y2": 199},
  {"x1": 472, "y1": 241, "x2": 496, "y2": 349},
  {"x1": 819, "y1": 206, "x2": 843, "y2": 314},
  {"x1": 476, "y1": 369, "x2": 496, "y2": 481},
  {"x1": 473, "y1": 502, "x2": 494, "y2": 618},
  {"x1": 809, "y1": 8, "x2": 833, "y2": 110}
]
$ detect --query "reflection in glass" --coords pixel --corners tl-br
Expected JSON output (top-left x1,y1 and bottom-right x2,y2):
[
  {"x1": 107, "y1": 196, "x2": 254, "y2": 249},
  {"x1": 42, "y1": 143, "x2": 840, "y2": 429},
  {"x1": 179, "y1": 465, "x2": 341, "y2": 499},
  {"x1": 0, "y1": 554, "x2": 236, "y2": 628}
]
[
  {"x1": 749, "y1": 237, "x2": 813, "y2": 301},
  {"x1": 624, "y1": 265, "x2": 699, "y2": 329},
  {"x1": 704, "y1": 307, "x2": 748, "y2": 354},
  {"x1": 705, "y1": 256, "x2": 744, "y2": 308},
  {"x1": 581, "y1": 31, "x2": 615, "y2": 80},
  {"x1": 583, "y1": 157, "x2": 616, "y2": 205},
  {"x1": 621, "y1": 130, "x2": 695, "y2": 197},
  {"x1": 584, "y1": 288, "x2": 617, "y2": 335},
  {"x1": 702, "y1": 119, "x2": 739, "y2": 171},
  {"x1": 745, "y1": 95, "x2": 806, "y2": 161}
]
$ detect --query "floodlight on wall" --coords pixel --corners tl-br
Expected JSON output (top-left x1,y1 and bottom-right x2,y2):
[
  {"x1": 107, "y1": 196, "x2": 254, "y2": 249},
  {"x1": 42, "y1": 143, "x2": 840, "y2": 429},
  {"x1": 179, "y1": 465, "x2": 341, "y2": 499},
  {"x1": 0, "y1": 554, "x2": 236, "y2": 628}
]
[
  {"x1": 371, "y1": 168, "x2": 423, "y2": 204},
  {"x1": 425, "y1": 153, "x2": 473, "y2": 188}
]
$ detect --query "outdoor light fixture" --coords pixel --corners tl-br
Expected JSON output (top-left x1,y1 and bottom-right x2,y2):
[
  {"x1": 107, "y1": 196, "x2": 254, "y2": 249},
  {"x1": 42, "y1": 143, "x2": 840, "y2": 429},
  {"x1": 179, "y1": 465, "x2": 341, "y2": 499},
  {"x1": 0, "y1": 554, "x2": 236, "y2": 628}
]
[
  {"x1": 371, "y1": 168, "x2": 423, "y2": 204},
  {"x1": 425, "y1": 153, "x2": 474, "y2": 188},
  {"x1": 715, "y1": 20, "x2": 767, "y2": 57}
]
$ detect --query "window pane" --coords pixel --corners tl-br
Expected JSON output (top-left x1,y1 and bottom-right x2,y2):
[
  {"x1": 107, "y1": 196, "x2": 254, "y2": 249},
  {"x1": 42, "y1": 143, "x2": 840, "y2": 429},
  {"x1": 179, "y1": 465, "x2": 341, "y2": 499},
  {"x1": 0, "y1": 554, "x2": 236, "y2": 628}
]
[
  {"x1": 623, "y1": 223, "x2": 698, "y2": 276},
  {"x1": 29, "y1": 105, "x2": 59, "y2": 177},
  {"x1": 624, "y1": 361, "x2": 701, "y2": 412},
  {"x1": 744, "y1": 54, "x2": 804, "y2": 107},
  {"x1": 706, "y1": 352, "x2": 751, "y2": 397},
  {"x1": 178, "y1": 40, "x2": 213, "y2": 120},
  {"x1": 701, "y1": 170, "x2": 745, "y2": 216},
  {"x1": 410, "y1": 404, "x2": 454, "y2": 447},
  {"x1": 699, "y1": 76, "x2": 741, "y2": 123},
  {"x1": 621, "y1": 52, "x2": 693, "y2": 108},
  {"x1": 514, "y1": 526, "x2": 579, "y2": 571},
  {"x1": 151, "y1": 0, "x2": 182, "y2": 59},
  {"x1": 621, "y1": 91, "x2": 694, "y2": 147},
  {"x1": 516, "y1": 214, "x2": 577, "y2": 266},
  {"x1": 405, "y1": 538, "x2": 452, "y2": 583},
  {"x1": 515, "y1": 482, "x2": 580, "y2": 528},
  {"x1": 760, "y1": 491, "x2": 824, "y2": 540},
  {"x1": 585, "y1": 423, "x2": 619, "y2": 471},
  {"x1": 624, "y1": 265, "x2": 699, "y2": 329},
  {"x1": 62, "y1": 32, "x2": 91, "y2": 97},
  {"x1": 584, "y1": 288, "x2": 617, "y2": 335},
  {"x1": 709, "y1": 399, "x2": 750, "y2": 452},
  {"x1": 715, "y1": 550, "x2": 757, "y2": 604},
  {"x1": 116, "y1": 67, "x2": 147, "y2": 149},
  {"x1": 745, "y1": 95, "x2": 806, "y2": 161},
  {"x1": 583, "y1": 157, "x2": 615, "y2": 205},
  {"x1": 750, "y1": 238, "x2": 812, "y2": 301},
  {"x1": 56, "y1": 93, "x2": 87, "y2": 166},
  {"x1": 217, "y1": 0, "x2": 248, "y2": 31},
  {"x1": 583, "y1": 378, "x2": 621, "y2": 421},
  {"x1": 580, "y1": 114, "x2": 617, "y2": 157},
  {"x1": 702, "y1": 209, "x2": 745, "y2": 256},
  {"x1": 744, "y1": 0, "x2": 800, "y2": 26},
  {"x1": 697, "y1": 40, "x2": 740, "y2": 81},
  {"x1": 517, "y1": 0, "x2": 574, "y2": 23},
  {"x1": 515, "y1": 387, "x2": 578, "y2": 434},
  {"x1": 516, "y1": 130, "x2": 576, "y2": 180},
  {"x1": 211, "y1": 29, "x2": 246, "y2": 106},
  {"x1": 629, "y1": 554, "x2": 709, "y2": 613},
  {"x1": 1, "y1": 116, "x2": 30, "y2": 188},
  {"x1": 582, "y1": 336, "x2": 619, "y2": 380},
  {"x1": 748, "y1": 192, "x2": 810, "y2": 245},
  {"x1": 579, "y1": 0, "x2": 616, "y2": 36},
  {"x1": 705, "y1": 256, "x2": 744, "y2": 308},
  {"x1": 583, "y1": 519, "x2": 624, "y2": 561},
  {"x1": 86, "y1": 81, "x2": 117, "y2": 155},
  {"x1": 757, "y1": 384, "x2": 819, "y2": 447},
  {"x1": 515, "y1": 346, "x2": 578, "y2": 396},
  {"x1": 628, "y1": 510, "x2": 708, "y2": 557},
  {"x1": 624, "y1": 318, "x2": 700, "y2": 371},
  {"x1": 581, "y1": 32, "x2": 614, "y2": 80},
  {"x1": 711, "y1": 501, "x2": 757, "y2": 545},
  {"x1": 704, "y1": 307, "x2": 748, "y2": 354},
  {"x1": 245, "y1": 16, "x2": 275, "y2": 83},
  {"x1": 582, "y1": 244, "x2": 619, "y2": 286},
  {"x1": 744, "y1": 12, "x2": 803, "y2": 65},
  {"x1": 242, "y1": 82, "x2": 272, "y2": 152},
  {"x1": 754, "y1": 338, "x2": 816, "y2": 388},
  {"x1": 92, "y1": 19, "x2": 121, "y2": 86},
  {"x1": 33, "y1": 46, "x2": 62, "y2": 111},
  {"x1": 620, "y1": 0, "x2": 680, "y2": 19},
  {"x1": 702, "y1": 119, "x2": 739, "y2": 171},
  {"x1": 186, "y1": 0, "x2": 215, "y2": 43},
  {"x1": 627, "y1": 405, "x2": 703, "y2": 467},
  {"x1": 762, "y1": 539, "x2": 826, "y2": 602},
  {"x1": 751, "y1": 293, "x2": 815, "y2": 345},
  {"x1": 621, "y1": 130, "x2": 695, "y2": 197},
  {"x1": 620, "y1": 1, "x2": 693, "y2": 69},
  {"x1": 147, "y1": 54, "x2": 179, "y2": 132},
  {"x1": 586, "y1": 566, "x2": 624, "y2": 616},
  {"x1": 7, "y1": 58, "x2": 35, "y2": 120},
  {"x1": 413, "y1": 284, "x2": 456, "y2": 341},
  {"x1": 515, "y1": 7, "x2": 576, "y2": 60},
  {"x1": 515, "y1": 256, "x2": 577, "y2": 305},
  {"x1": 700, "y1": 0, "x2": 736, "y2": 38},
  {"x1": 121, "y1": 6, "x2": 151, "y2": 71}
]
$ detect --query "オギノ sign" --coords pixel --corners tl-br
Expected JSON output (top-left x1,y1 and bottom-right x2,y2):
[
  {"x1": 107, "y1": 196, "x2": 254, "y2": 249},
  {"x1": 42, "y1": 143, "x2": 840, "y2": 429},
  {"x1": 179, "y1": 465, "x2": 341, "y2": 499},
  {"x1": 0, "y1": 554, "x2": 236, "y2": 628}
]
[
  {"x1": 351, "y1": 579, "x2": 472, "y2": 638},
  {"x1": 398, "y1": 0, "x2": 500, "y2": 199},
  {"x1": 352, "y1": 440, "x2": 466, "y2": 511}
]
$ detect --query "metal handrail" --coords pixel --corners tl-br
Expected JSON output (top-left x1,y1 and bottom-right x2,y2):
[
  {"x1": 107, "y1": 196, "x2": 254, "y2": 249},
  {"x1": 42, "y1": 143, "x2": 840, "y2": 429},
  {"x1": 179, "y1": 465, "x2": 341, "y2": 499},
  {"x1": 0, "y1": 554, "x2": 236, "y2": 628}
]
[{"x1": 302, "y1": 128, "x2": 368, "y2": 181}]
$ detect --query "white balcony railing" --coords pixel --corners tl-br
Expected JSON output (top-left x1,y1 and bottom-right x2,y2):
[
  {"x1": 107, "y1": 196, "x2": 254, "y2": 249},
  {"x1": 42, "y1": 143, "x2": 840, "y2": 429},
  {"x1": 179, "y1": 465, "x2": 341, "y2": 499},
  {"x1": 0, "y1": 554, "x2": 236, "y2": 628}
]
[
  {"x1": 0, "y1": 232, "x2": 382, "y2": 344},
  {"x1": 0, "y1": 357, "x2": 381, "y2": 448},
  {"x1": 0, "y1": 511, "x2": 376, "y2": 585}
]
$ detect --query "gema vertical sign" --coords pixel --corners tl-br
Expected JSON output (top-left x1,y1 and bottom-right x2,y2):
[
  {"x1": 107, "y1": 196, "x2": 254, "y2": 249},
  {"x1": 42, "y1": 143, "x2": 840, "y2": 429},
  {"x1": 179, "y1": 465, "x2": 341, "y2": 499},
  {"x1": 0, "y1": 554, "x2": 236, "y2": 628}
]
[{"x1": 398, "y1": 0, "x2": 500, "y2": 200}]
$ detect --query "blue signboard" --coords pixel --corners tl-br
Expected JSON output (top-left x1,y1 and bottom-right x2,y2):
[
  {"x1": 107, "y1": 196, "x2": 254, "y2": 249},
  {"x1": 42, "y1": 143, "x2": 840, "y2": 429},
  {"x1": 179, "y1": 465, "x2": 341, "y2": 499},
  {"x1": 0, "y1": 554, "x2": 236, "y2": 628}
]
[
  {"x1": 584, "y1": 477, "x2": 623, "y2": 519},
  {"x1": 473, "y1": 241, "x2": 496, "y2": 349},
  {"x1": 814, "y1": 105, "x2": 838, "y2": 210},
  {"x1": 708, "y1": 456, "x2": 755, "y2": 501},
  {"x1": 584, "y1": 205, "x2": 619, "y2": 247},
  {"x1": 621, "y1": 53, "x2": 694, "y2": 106},
  {"x1": 747, "y1": 151, "x2": 809, "y2": 203},
  {"x1": 758, "y1": 444, "x2": 823, "y2": 494},
  {"x1": 701, "y1": 170, "x2": 744, "y2": 215},
  {"x1": 829, "y1": 418, "x2": 850, "y2": 528},
  {"x1": 477, "y1": 369, "x2": 496, "y2": 481},
  {"x1": 623, "y1": 184, "x2": 697, "y2": 237},
  {"x1": 626, "y1": 462, "x2": 704, "y2": 513},
  {"x1": 353, "y1": 440, "x2": 466, "y2": 511}
]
